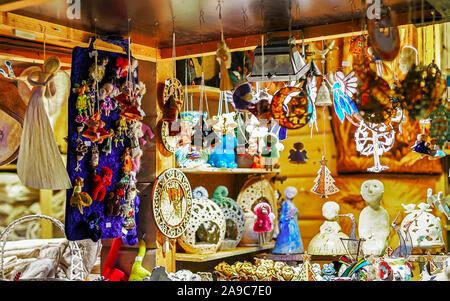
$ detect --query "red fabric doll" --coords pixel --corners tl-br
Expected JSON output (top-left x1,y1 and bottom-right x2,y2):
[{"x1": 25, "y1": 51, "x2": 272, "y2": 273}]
[
  {"x1": 91, "y1": 166, "x2": 113, "y2": 202},
  {"x1": 253, "y1": 202, "x2": 274, "y2": 233},
  {"x1": 101, "y1": 237, "x2": 129, "y2": 281}
]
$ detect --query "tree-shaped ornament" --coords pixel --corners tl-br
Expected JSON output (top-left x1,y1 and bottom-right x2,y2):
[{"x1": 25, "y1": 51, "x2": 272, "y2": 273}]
[
  {"x1": 354, "y1": 121, "x2": 395, "y2": 173},
  {"x1": 311, "y1": 156, "x2": 339, "y2": 198}
]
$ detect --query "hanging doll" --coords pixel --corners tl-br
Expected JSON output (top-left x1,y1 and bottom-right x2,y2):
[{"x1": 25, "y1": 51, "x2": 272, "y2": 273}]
[
  {"x1": 90, "y1": 166, "x2": 113, "y2": 202},
  {"x1": 73, "y1": 80, "x2": 91, "y2": 123},
  {"x1": 114, "y1": 57, "x2": 130, "y2": 79},
  {"x1": 115, "y1": 116, "x2": 128, "y2": 147},
  {"x1": 99, "y1": 83, "x2": 117, "y2": 117},
  {"x1": 253, "y1": 202, "x2": 275, "y2": 246},
  {"x1": 90, "y1": 144, "x2": 100, "y2": 172},
  {"x1": 75, "y1": 142, "x2": 88, "y2": 172},
  {"x1": 82, "y1": 112, "x2": 113, "y2": 144},
  {"x1": 83, "y1": 212, "x2": 103, "y2": 242},
  {"x1": 70, "y1": 176, "x2": 93, "y2": 215},
  {"x1": 16, "y1": 56, "x2": 72, "y2": 190},
  {"x1": 89, "y1": 56, "x2": 109, "y2": 83},
  {"x1": 122, "y1": 148, "x2": 133, "y2": 175},
  {"x1": 102, "y1": 129, "x2": 115, "y2": 156}
]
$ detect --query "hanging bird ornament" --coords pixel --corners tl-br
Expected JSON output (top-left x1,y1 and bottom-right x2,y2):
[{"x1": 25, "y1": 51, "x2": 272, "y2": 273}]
[
  {"x1": 328, "y1": 71, "x2": 359, "y2": 123},
  {"x1": 311, "y1": 156, "x2": 339, "y2": 198},
  {"x1": 306, "y1": 76, "x2": 318, "y2": 136}
]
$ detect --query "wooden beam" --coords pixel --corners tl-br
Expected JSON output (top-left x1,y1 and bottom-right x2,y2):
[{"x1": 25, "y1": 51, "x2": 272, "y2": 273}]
[
  {"x1": 0, "y1": 0, "x2": 55, "y2": 12},
  {"x1": 158, "y1": 11, "x2": 434, "y2": 60},
  {"x1": 0, "y1": 12, "x2": 160, "y2": 62}
]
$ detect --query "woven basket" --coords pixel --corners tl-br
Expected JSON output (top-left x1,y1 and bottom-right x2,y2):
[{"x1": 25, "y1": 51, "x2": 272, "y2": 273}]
[{"x1": 0, "y1": 214, "x2": 86, "y2": 281}]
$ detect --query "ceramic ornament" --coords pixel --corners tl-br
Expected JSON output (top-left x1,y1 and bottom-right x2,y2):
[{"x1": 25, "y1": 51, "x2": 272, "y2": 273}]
[
  {"x1": 272, "y1": 187, "x2": 304, "y2": 254},
  {"x1": 358, "y1": 180, "x2": 390, "y2": 256},
  {"x1": 426, "y1": 188, "x2": 450, "y2": 220},
  {"x1": 311, "y1": 156, "x2": 339, "y2": 198},
  {"x1": 400, "y1": 202, "x2": 444, "y2": 250},
  {"x1": 211, "y1": 186, "x2": 245, "y2": 250},
  {"x1": 253, "y1": 202, "x2": 276, "y2": 246},
  {"x1": 307, "y1": 201, "x2": 351, "y2": 256},
  {"x1": 152, "y1": 168, "x2": 193, "y2": 239},
  {"x1": 354, "y1": 121, "x2": 395, "y2": 173},
  {"x1": 178, "y1": 186, "x2": 226, "y2": 254}
]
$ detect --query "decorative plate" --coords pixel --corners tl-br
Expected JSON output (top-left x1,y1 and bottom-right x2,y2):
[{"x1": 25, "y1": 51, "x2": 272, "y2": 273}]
[
  {"x1": 163, "y1": 78, "x2": 184, "y2": 109},
  {"x1": 160, "y1": 121, "x2": 180, "y2": 153},
  {"x1": 152, "y1": 168, "x2": 193, "y2": 239},
  {"x1": 270, "y1": 84, "x2": 311, "y2": 129}
]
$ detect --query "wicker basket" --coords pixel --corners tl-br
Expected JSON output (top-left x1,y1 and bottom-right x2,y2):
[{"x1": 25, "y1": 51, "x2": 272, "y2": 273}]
[{"x1": 0, "y1": 214, "x2": 86, "y2": 281}]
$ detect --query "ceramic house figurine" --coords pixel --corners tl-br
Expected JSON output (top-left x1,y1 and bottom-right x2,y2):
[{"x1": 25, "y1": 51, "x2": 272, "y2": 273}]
[
  {"x1": 272, "y1": 186, "x2": 304, "y2": 254},
  {"x1": 307, "y1": 201, "x2": 350, "y2": 256},
  {"x1": 178, "y1": 186, "x2": 226, "y2": 254},
  {"x1": 358, "y1": 179, "x2": 390, "y2": 256},
  {"x1": 400, "y1": 202, "x2": 444, "y2": 250}
]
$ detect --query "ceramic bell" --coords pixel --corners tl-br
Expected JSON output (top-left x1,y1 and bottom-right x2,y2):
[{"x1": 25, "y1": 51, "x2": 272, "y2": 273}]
[
  {"x1": 307, "y1": 201, "x2": 350, "y2": 255},
  {"x1": 272, "y1": 187, "x2": 304, "y2": 254},
  {"x1": 178, "y1": 187, "x2": 226, "y2": 254},
  {"x1": 400, "y1": 202, "x2": 444, "y2": 250},
  {"x1": 315, "y1": 82, "x2": 332, "y2": 106}
]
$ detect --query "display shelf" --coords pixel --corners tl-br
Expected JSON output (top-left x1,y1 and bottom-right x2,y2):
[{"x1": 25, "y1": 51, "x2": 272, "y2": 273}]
[
  {"x1": 175, "y1": 242, "x2": 275, "y2": 262},
  {"x1": 179, "y1": 167, "x2": 281, "y2": 174}
]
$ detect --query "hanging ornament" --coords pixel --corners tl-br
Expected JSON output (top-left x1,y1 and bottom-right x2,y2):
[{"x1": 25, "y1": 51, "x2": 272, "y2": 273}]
[
  {"x1": 367, "y1": 7, "x2": 400, "y2": 61},
  {"x1": 428, "y1": 104, "x2": 450, "y2": 149},
  {"x1": 349, "y1": 35, "x2": 367, "y2": 55},
  {"x1": 216, "y1": 0, "x2": 233, "y2": 92},
  {"x1": 354, "y1": 121, "x2": 395, "y2": 173},
  {"x1": 288, "y1": 142, "x2": 308, "y2": 164},
  {"x1": 271, "y1": 83, "x2": 311, "y2": 129},
  {"x1": 232, "y1": 82, "x2": 254, "y2": 111},
  {"x1": 315, "y1": 82, "x2": 332, "y2": 107},
  {"x1": 328, "y1": 71, "x2": 358, "y2": 123},
  {"x1": 395, "y1": 62, "x2": 446, "y2": 121},
  {"x1": 306, "y1": 76, "x2": 318, "y2": 136},
  {"x1": 354, "y1": 58, "x2": 398, "y2": 124},
  {"x1": 311, "y1": 156, "x2": 339, "y2": 198}
]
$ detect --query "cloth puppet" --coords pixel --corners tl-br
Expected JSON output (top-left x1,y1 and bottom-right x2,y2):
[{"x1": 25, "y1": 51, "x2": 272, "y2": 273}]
[
  {"x1": 105, "y1": 191, "x2": 120, "y2": 217},
  {"x1": 114, "y1": 57, "x2": 129, "y2": 79},
  {"x1": 129, "y1": 239, "x2": 152, "y2": 281},
  {"x1": 70, "y1": 176, "x2": 92, "y2": 215},
  {"x1": 90, "y1": 166, "x2": 113, "y2": 202},
  {"x1": 101, "y1": 237, "x2": 129, "y2": 281}
]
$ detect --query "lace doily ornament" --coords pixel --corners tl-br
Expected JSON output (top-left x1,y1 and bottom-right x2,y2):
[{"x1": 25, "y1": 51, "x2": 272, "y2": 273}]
[
  {"x1": 400, "y1": 202, "x2": 444, "y2": 249},
  {"x1": 211, "y1": 186, "x2": 245, "y2": 250},
  {"x1": 236, "y1": 176, "x2": 278, "y2": 246},
  {"x1": 178, "y1": 187, "x2": 226, "y2": 254}
]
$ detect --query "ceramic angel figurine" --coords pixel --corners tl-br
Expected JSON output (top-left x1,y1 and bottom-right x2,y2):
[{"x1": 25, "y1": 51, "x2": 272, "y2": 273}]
[
  {"x1": 307, "y1": 201, "x2": 350, "y2": 255},
  {"x1": 358, "y1": 180, "x2": 390, "y2": 256},
  {"x1": 272, "y1": 187, "x2": 304, "y2": 254}
]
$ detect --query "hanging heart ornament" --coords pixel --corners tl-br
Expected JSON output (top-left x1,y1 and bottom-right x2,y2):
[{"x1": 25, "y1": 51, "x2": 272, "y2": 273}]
[{"x1": 270, "y1": 83, "x2": 311, "y2": 129}]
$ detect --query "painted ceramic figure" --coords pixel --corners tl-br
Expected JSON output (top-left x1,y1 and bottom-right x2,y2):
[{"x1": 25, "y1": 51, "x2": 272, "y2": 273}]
[
  {"x1": 272, "y1": 186, "x2": 304, "y2": 254},
  {"x1": 358, "y1": 179, "x2": 390, "y2": 256},
  {"x1": 307, "y1": 201, "x2": 349, "y2": 255}
]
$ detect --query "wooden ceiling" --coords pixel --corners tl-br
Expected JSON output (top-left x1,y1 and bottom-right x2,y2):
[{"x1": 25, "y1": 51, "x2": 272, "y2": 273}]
[{"x1": 5, "y1": 0, "x2": 438, "y2": 49}]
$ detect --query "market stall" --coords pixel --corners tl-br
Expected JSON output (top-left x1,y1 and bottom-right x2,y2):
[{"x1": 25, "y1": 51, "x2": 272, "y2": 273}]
[{"x1": 0, "y1": 0, "x2": 448, "y2": 283}]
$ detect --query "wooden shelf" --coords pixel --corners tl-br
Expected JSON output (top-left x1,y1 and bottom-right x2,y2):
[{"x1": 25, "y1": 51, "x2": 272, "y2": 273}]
[
  {"x1": 0, "y1": 164, "x2": 17, "y2": 171},
  {"x1": 175, "y1": 242, "x2": 275, "y2": 262},
  {"x1": 179, "y1": 167, "x2": 281, "y2": 174}
]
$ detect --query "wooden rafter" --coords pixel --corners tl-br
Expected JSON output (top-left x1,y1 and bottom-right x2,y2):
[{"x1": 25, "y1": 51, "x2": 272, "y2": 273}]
[
  {"x1": 0, "y1": 12, "x2": 160, "y2": 62},
  {"x1": 0, "y1": 0, "x2": 55, "y2": 12}
]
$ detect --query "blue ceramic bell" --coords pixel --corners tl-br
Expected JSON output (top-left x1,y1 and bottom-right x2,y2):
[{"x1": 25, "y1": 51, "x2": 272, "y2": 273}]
[{"x1": 272, "y1": 186, "x2": 304, "y2": 254}]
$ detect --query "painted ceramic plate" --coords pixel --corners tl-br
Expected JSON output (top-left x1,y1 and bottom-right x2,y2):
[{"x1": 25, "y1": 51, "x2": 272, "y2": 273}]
[{"x1": 152, "y1": 168, "x2": 193, "y2": 238}]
